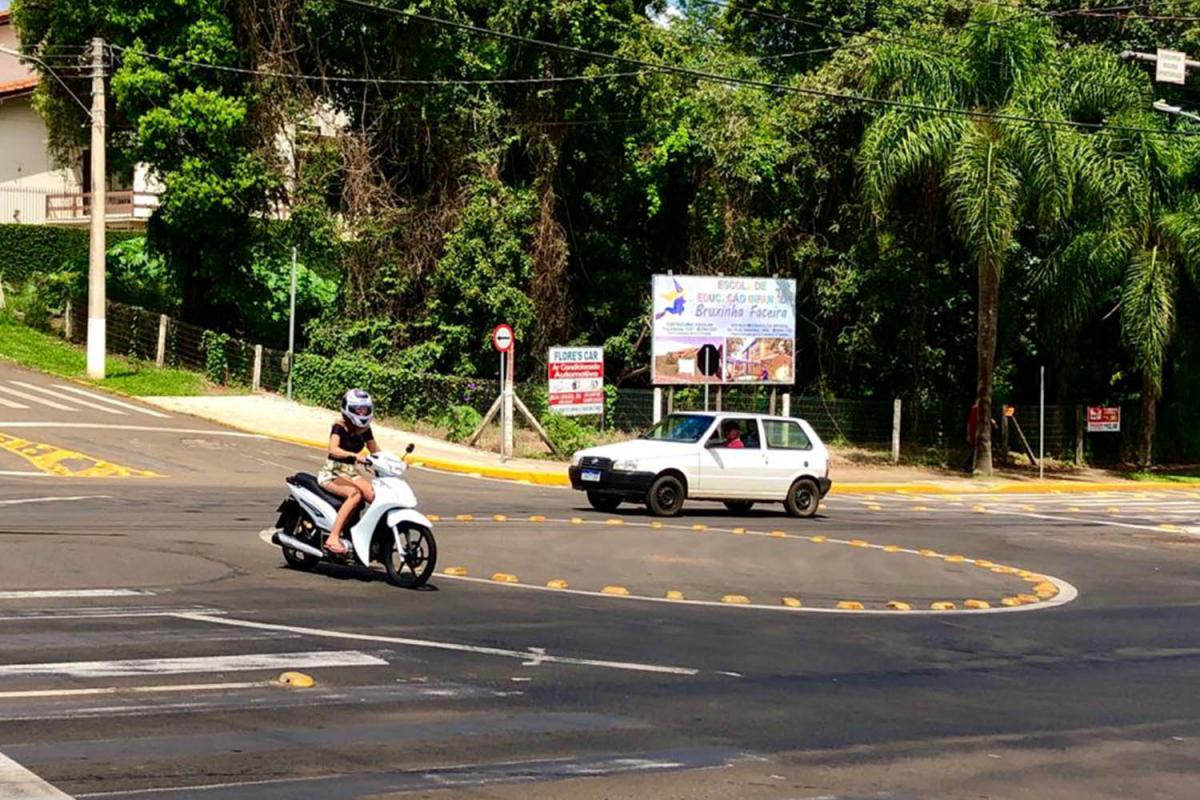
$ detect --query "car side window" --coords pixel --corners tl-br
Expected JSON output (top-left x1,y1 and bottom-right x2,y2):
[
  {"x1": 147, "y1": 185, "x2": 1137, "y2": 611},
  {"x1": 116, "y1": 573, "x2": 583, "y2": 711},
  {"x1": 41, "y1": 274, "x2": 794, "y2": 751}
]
[
  {"x1": 708, "y1": 418, "x2": 761, "y2": 449},
  {"x1": 764, "y1": 420, "x2": 812, "y2": 450}
]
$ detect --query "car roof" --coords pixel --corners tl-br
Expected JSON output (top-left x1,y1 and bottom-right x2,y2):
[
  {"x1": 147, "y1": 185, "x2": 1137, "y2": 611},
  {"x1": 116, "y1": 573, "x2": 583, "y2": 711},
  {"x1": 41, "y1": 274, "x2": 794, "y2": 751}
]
[{"x1": 668, "y1": 411, "x2": 802, "y2": 422}]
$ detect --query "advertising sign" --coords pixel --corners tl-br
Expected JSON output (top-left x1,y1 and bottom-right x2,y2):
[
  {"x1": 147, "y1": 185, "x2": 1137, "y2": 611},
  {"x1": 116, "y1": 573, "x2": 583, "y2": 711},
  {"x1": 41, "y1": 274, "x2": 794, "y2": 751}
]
[
  {"x1": 548, "y1": 347, "x2": 604, "y2": 416},
  {"x1": 1087, "y1": 406, "x2": 1121, "y2": 433},
  {"x1": 1156, "y1": 48, "x2": 1187, "y2": 85},
  {"x1": 651, "y1": 274, "x2": 796, "y2": 385}
]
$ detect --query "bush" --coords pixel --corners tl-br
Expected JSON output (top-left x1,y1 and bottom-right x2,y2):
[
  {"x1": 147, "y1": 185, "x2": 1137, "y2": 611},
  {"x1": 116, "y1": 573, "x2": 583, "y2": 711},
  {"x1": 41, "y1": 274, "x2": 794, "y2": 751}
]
[
  {"x1": 438, "y1": 404, "x2": 483, "y2": 442},
  {"x1": 540, "y1": 413, "x2": 597, "y2": 456},
  {"x1": 0, "y1": 224, "x2": 140, "y2": 285}
]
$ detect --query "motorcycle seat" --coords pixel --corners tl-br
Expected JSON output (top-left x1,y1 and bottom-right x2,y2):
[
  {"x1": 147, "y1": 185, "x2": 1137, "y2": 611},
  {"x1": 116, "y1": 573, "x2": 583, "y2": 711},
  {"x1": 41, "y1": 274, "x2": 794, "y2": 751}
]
[{"x1": 287, "y1": 472, "x2": 346, "y2": 510}]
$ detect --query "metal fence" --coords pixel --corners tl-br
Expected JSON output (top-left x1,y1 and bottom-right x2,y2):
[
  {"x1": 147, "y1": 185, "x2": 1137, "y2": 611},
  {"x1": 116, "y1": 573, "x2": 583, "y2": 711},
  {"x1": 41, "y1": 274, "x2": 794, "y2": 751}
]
[{"x1": 0, "y1": 187, "x2": 51, "y2": 225}]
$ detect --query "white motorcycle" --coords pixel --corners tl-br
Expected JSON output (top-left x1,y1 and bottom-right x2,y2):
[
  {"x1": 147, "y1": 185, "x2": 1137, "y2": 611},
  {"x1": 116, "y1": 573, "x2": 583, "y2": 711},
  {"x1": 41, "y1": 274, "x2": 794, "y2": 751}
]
[{"x1": 270, "y1": 444, "x2": 437, "y2": 587}]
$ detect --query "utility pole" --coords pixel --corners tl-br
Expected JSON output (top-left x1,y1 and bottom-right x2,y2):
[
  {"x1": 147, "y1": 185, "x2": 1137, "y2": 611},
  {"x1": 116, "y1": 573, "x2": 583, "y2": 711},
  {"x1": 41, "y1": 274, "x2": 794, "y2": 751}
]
[{"x1": 86, "y1": 37, "x2": 107, "y2": 379}]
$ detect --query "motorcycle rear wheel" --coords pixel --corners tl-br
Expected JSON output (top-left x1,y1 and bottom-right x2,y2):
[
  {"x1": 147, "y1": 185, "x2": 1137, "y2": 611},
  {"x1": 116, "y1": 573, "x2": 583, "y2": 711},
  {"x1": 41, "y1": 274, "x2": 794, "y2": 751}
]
[{"x1": 383, "y1": 524, "x2": 437, "y2": 587}]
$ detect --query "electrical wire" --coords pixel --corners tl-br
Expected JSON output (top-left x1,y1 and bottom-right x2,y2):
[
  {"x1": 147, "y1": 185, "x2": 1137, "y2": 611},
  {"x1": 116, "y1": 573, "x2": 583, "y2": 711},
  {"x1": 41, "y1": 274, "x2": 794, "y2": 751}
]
[
  {"x1": 0, "y1": 44, "x2": 92, "y2": 117},
  {"x1": 331, "y1": 0, "x2": 1200, "y2": 137}
]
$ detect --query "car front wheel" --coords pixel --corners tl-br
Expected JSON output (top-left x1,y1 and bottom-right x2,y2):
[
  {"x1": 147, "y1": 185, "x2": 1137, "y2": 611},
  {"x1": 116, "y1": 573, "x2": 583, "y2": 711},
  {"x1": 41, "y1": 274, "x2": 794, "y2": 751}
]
[
  {"x1": 646, "y1": 474, "x2": 686, "y2": 517},
  {"x1": 784, "y1": 478, "x2": 820, "y2": 518}
]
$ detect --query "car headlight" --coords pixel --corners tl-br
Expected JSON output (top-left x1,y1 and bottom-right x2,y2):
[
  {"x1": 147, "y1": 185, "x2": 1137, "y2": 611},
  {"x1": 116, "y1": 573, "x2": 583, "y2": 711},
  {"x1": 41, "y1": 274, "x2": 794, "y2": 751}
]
[
  {"x1": 612, "y1": 458, "x2": 639, "y2": 472},
  {"x1": 571, "y1": 452, "x2": 583, "y2": 466}
]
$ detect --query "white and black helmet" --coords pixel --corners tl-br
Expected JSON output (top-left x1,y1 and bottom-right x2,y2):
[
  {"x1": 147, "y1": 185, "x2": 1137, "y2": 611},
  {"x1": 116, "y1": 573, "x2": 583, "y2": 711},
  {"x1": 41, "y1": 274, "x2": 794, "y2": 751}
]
[{"x1": 341, "y1": 388, "x2": 374, "y2": 428}]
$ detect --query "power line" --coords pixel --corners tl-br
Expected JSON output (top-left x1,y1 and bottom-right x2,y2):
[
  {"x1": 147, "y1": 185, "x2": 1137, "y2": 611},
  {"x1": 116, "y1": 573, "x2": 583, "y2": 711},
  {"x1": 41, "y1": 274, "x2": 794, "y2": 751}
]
[
  {"x1": 0, "y1": 44, "x2": 92, "y2": 117},
  {"x1": 331, "y1": 0, "x2": 1200, "y2": 138}
]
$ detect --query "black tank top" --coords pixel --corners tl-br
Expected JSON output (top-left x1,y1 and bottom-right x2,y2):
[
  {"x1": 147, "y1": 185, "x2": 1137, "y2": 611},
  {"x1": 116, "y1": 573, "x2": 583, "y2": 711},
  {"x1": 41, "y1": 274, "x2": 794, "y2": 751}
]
[{"x1": 329, "y1": 422, "x2": 374, "y2": 463}]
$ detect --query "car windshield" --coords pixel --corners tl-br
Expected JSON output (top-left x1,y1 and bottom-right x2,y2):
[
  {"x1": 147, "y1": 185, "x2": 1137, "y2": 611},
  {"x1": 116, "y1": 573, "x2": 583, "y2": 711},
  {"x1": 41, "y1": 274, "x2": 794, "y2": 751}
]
[{"x1": 640, "y1": 414, "x2": 715, "y2": 443}]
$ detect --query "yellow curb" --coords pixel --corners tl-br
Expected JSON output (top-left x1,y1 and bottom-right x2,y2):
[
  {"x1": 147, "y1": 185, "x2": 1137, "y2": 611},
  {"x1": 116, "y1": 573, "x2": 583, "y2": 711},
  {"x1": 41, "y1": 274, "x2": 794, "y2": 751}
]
[
  {"x1": 602, "y1": 585, "x2": 630, "y2": 596},
  {"x1": 883, "y1": 545, "x2": 901, "y2": 552},
  {"x1": 944, "y1": 555, "x2": 966, "y2": 563},
  {"x1": 605, "y1": 518, "x2": 623, "y2": 526},
  {"x1": 781, "y1": 596, "x2": 802, "y2": 608},
  {"x1": 848, "y1": 539, "x2": 869, "y2": 547},
  {"x1": 443, "y1": 566, "x2": 468, "y2": 576},
  {"x1": 837, "y1": 600, "x2": 865, "y2": 610},
  {"x1": 277, "y1": 671, "x2": 315, "y2": 688},
  {"x1": 1001, "y1": 597, "x2": 1025, "y2": 607},
  {"x1": 529, "y1": 515, "x2": 546, "y2": 522},
  {"x1": 455, "y1": 514, "x2": 474, "y2": 522},
  {"x1": 722, "y1": 594, "x2": 751, "y2": 605},
  {"x1": 666, "y1": 590, "x2": 685, "y2": 600},
  {"x1": 691, "y1": 524, "x2": 707, "y2": 531},
  {"x1": 492, "y1": 514, "x2": 508, "y2": 522},
  {"x1": 426, "y1": 514, "x2": 441, "y2": 522},
  {"x1": 770, "y1": 530, "x2": 788, "y2": 538},
  {"x1": 964, "y1": 599, "x2": 991, "y2": 609},
  {"x1": 809, "y1": 535, "x2": 827, "y2": 543},
  {"x1": 930, "y1": 601, "x2": 957, "y2": 610},
  {"x1": 732, "y1": 527, "x2": 747, "y2": 534},
  {"x1": 491, "y1": 573, "x2": 519, "y2": 583},
  {"x1": 546, "y1": 579, "x2": 569, "y2": 589},
  {"x1": 886, "y1": 601, "x2": 912, "y2": 611}
]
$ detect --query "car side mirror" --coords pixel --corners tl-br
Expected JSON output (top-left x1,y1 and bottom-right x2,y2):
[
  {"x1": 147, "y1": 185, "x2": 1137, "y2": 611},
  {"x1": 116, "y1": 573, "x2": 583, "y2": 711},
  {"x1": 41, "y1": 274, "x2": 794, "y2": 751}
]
[{"x1": 405, "y1": 443, "x2": 415, "y2": 454}]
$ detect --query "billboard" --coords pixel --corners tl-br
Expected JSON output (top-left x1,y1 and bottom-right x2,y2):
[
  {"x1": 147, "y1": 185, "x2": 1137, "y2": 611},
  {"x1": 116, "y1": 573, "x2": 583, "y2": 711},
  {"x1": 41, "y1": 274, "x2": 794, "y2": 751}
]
[
  {"x1": 651, "y1": 274, "x2": 796, "y2": 385},
  {"x1": 548, "y1": 347, "x2": 604, "y2": 416}
]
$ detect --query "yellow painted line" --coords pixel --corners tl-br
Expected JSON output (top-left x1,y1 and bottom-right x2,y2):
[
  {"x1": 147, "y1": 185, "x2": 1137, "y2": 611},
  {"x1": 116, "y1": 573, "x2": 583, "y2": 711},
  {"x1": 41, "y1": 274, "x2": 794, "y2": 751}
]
[
  {"x1": 491, "y1": 573, "x2": 519, "y2": 583},
  {"x1": 455, "y1": 514, "x2": 474, "y2": 522},
  {"x1": 781, "y1": 596, "x2": 802, "y2": 608},
  {"x1": 691, "y1": 524, "x2": 707, "y2": 532},
  {"x1": 809, "y1": 535, "x2": 827, "y2": 543},
  {"x1": 492, "y1": 514, "x2": 508, "y2": 522},
  {"x1": 0, "y1": 431, "x2": 158, "y2": 478},
  {"x1": 602, "y1": 585, "x2": 630, "y2": 596},
  {"x1": 666, "y1": 590, "x2": 685, "y2": 601},
  {"x1": 886, "y1": 601, "x2": 912, "y2": 611},
  {"x1": 529, "y1": 515, "x2": 546, "y2": 522},
  {"x1": 722, "y1": 595, "x2": 751, "y2": 605},
  {"x1": 964, "y1": 599, "x2": 991, "y2": 609},
  {"x1": 770, "y1": 530, "x2": 788, "y2": 538},
  {"x1": 836, "y1": 601, "x2": 864, "y2": 611},
  {"x1": 731, "y1": 527, "x2": 747, "y2": 535},
  {"x1": 546, "y1": 579, "x2": 569, "y2": 590},
  {"x1": 848, "y1": 539, "x2": 869, "y2": 547},
  {"x1": 883, "y1": 545, "x2": 902, "y2": 552},
  {"x1": 605, "y1": 518, "x2": 623, "y2": 526},
  {"x1": 443, "y1": 566, "x2": 468, "y2": 576}
]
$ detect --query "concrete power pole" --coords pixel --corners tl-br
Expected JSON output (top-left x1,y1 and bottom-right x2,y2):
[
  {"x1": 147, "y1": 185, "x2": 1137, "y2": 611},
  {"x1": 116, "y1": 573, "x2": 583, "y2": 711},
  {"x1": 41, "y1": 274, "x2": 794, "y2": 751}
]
[{"x1": 86, "y1": 37, "x2": 107, "y2": 379}]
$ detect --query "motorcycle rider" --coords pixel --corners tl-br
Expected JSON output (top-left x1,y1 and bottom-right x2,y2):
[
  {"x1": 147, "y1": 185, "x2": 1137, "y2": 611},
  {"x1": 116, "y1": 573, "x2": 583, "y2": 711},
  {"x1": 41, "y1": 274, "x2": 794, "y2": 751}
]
[{"x1": 320, "y1": 388, "x2": 380, "y2": 554}]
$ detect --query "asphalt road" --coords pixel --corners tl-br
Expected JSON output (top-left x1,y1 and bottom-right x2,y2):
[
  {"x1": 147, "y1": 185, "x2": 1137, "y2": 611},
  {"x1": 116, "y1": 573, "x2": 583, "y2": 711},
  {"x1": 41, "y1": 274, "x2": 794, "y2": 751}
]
[{"x1": 2, "y1": 361, "x2": 1200, "y2": 799}]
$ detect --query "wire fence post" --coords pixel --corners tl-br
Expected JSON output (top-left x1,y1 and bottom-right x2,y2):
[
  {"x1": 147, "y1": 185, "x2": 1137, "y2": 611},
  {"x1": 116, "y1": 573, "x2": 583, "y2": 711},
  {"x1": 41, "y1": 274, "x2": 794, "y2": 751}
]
[
  {"x1": 286, "y1": 246, "x2": 297, "y2": 400},
  {"x1": 251, "y1": 344, "x2": 263, "y2": 392},
  {"x1": 155, "y1": 314, "x2": 168, "y2": 367},
  {"x1": 892, "y1": 397, "x2": 902, "y2": 463}
]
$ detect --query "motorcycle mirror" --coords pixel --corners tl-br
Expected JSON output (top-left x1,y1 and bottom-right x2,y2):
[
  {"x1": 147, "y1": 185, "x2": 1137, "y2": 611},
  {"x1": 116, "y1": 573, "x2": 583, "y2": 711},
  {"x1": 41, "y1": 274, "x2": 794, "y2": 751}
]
[{"x1": 405, "y1": 443, "x2": 415, "y2": 454}]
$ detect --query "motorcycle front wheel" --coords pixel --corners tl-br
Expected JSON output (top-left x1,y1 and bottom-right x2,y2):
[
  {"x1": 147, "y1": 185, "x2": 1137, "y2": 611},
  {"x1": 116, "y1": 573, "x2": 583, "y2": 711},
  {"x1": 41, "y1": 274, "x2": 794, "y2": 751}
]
[{"x1": 383, "y1": 524, "x2": 437, "y2": 587}]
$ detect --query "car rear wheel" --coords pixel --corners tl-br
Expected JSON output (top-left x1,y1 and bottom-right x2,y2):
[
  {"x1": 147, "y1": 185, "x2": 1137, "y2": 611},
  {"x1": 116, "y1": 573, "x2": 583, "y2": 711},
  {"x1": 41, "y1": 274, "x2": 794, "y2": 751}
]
[
  {"x1": 646, "y1": 474, "x2": 686, "y2": 517},
  {"x1": 723, "y1": 500, "x2": 754, "y2": 514},
  {"x1": 587, "y1": 492, "x2": 621, "y2": 513},
  {"x1": 784, "y1": 478, "x2": 820, "y2": 518}
]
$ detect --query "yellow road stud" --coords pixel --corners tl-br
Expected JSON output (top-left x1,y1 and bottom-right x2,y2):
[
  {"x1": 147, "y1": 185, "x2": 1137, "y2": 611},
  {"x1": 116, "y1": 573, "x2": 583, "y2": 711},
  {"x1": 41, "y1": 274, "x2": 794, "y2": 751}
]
[
  {"x1": 809, "y1": 535, "x2": 827, "y2": 543},
  {"x1": 1068, "y1": 506, "x2": 1081, "y2": 512},
  {"x1": 455, "y1": 514, "x2": 474, "y2": 522},
  {"x1": 277, "y1": 671, "x2": 315, "y2": 689},
  {"x1": 1017, "y1": 593, "x2": 1039, "y2": 603},
  {"x1": 1001, "y1": 597, "x2": 1024, "y2": 607},
  {"x1": 883, "y1": 545, "x2": 901, "y2": 552},
  {"x1": 722, "y1": 594, "x2": 751, "y2": 604},
  {"x1": 492, "y1": 514, "x2": 508, "y2": 522},
  {"x1": 849, "y1": 539, "x2": 869, "y2": 547},
  {"x1": 491, "y1": 573, "x2": 519, "y2": 583},
  {"x1": 731, "y1": 527, "x2": 747, "y2": 535},
  {"x1": 964, "y1": 599, "x2": 991, "y2": 609},
  {"x1": 770, "y1": 530, "x2": 788, "y2": 538},
  {"x1": 443, "y1": 566, "x2": 468, "y2": 576},
  {"x1": 837, "y1": 600, "x2": 864, "y2": 611},
  {"x1": 990, "y1": 566, "x2": 1016, "y2": 574},
  {"x1": 913, "y1": 505, "x2": 928, "y2": 511},
  {"x1": 650, "y1": 521, "x2": 663, "y2": 529},
  {"x1": 974, "y1": 560, "x2": 995, "y2": 568},
  {"x1": 1160, "y1": 523, "x2": 1182, "y2": 532},
  {"x1": 886, "y1": 601, "x2": 912, "y2": 611},
  {"x1": 1107, "y1": 507, "x2": 1121, "y2": 513},
  {"x1": 605, "y1": 518, "x2": 623, "y2": 526},
  {"x1": 529, "y1": 515, "x2": 546, "y2": 522},
  {"x1": 1033, "y1": 582, "x2": 1058, "y2": 598},
  {"x1": 972, "y1": 505, "x2": 987, "y2": 512},
  {"x1": 867, "y1": 505, "x2": 882, "y2": 512},
  {"x1": 944, "y1": 555, "x2": 966, "y2": 563},
  {"x1": 781, "y1": 597, "x2": 802, "y2": 608},
  {"x1": 666, "y1": 590, "x2": 685, "y2": 600},
  {"x1": 1021, "y1": 504, "x2": 1035, "y2": 511},
  {"x1": 546, "y1": 579, "x2": 569, "y2": 590},
  {"x1": 602, "y1": 585, "x2": 630, "y2": 596},
  {"x1": 930, "y1": 601, "x2": 957, "y2": 610},
  {"x1": 692, "y1": 524, "x2": 707, "y2": 531},
  {"x1": 570, "y1": 517, "x2": 584, "y2": 524},
  {"x1": 919, "y1": 549, "x2": 939, "y2": 557},
  {"x1": 426, "y1": 514, "x2": 441, "y2": 522}
]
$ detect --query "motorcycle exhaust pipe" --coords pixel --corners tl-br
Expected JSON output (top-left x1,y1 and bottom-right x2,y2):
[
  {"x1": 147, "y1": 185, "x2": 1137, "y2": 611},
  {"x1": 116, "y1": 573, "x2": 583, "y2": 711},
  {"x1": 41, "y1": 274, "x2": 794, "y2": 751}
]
[{"x1": 276, "y1": 532, "x2": 325, "y2": 559}]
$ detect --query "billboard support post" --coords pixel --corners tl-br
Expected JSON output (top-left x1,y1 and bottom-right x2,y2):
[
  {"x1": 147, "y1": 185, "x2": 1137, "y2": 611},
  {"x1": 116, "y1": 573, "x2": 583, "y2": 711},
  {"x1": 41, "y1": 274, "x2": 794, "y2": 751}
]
[
  {"x1": 782, "y1": 393, "x2": 791, "y2": 418},
  {"x1": 653, "y1": 388, "x2": 662, "y2": 424}
]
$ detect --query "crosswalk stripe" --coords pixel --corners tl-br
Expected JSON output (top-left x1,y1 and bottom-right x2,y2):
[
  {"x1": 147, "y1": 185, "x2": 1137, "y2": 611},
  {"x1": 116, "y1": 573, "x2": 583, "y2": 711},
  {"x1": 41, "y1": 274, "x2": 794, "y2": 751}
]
[
  {"x1": 9, "y1": 381, "x2": 124, "y2": 415},
  {"x1": 52, "y1": 384, "x2": 170, "y2": 418},
  {"x1": 0, "y1": 650, "x2": 388, "y2": 679},
  {"x1": 0, "y1": 384, "x2": 75, "y2": 411},
  {"x1": 0, "y1": 394, "x2": 28, "y2": 409}
]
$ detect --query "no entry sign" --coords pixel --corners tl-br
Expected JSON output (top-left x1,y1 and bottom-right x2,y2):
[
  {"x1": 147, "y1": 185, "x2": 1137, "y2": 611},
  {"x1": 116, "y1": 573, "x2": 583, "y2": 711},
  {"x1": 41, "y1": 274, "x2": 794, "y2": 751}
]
[
  {"x1": 492, "y1": 323, "x2": 514, "y2": 353},
  {"x1": 548, "y1": 346, "x2": 604, "y2": 417}
]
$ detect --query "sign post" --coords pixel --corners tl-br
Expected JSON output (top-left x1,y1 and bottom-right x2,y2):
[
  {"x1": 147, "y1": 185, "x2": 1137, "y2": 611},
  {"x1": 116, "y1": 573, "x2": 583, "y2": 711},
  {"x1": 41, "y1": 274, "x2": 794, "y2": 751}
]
[{"x1": 469, "y1": 324, "x2": 561, "y2": 458}]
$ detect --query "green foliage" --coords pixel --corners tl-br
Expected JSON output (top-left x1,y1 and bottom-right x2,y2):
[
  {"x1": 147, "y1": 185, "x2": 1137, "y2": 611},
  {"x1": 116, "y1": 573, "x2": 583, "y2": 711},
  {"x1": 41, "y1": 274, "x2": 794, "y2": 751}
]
[
  {"x1": 0, "y1": 225, "x2": 140, "y2": 285},
  {"x1": 200, "y1": 330, "x2": 231, "y2": 385},
  {"x1": 437, "y1": 405, "x2": 484, "y2": 443},
  {"x1": 540, "y1": 412, "x2": 597, "y2": 456}
]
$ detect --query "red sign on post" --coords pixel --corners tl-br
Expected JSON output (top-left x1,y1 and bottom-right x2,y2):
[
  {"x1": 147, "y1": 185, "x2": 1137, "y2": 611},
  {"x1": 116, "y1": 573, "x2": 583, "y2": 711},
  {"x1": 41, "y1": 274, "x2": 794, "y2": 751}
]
[
  {"x1": 548, "y1": 347, "x2": 604, "y2": 416},
  {"x1": 492, "y1": 323, "x2": 514, "y2": 353},
  {"x1": 1087, "y1": 406, "x2": 1120, "y2": 433}
]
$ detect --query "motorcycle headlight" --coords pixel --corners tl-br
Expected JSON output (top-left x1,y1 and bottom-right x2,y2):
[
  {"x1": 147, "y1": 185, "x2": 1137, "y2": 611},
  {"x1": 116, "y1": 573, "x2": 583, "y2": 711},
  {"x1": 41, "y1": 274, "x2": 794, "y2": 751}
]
[{"x1": 613, "y1": 458, "x2": 639, "y2": 472}]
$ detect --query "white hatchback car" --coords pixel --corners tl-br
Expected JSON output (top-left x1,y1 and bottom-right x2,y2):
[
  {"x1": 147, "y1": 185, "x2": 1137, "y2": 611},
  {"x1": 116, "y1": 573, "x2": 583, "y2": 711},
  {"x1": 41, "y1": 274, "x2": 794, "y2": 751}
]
[{"x1": 568, "y1": 412, "x2": 831, "y2": 517}]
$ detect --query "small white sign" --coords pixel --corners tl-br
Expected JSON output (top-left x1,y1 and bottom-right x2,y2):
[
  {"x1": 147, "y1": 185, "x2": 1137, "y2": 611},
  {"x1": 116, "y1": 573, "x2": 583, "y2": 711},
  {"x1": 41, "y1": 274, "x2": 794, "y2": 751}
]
[{"x1": 1156, "y1": 49, "x2": 1187, "y2": 85}]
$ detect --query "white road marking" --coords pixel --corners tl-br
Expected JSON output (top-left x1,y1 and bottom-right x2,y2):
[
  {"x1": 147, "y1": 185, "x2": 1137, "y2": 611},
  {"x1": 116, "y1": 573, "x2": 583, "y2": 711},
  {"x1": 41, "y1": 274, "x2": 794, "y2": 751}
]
[
  {"x1": 0, "y1": 384, "x2": 76, "y2": 411},
  {"x1": 0, "y1": 423, "x2": 268, "y2": 438},
  {"x1": 0, "y1": 472, "x2": 54, "y2": 478},
  {"x1": 0, "y1": 607, "x2": 225, "y2": 622},
  {"x1": 0, "y1": 394, "x2": 28, "y2": 409},
  {"x1": 0, "y1": 650, "x2": 386, "y2": 679},
  {"x1": 174, "y1": 613, "x2": 702, "y2": 676},
  {"x1": 9, "y1": 381, "x2": 125, "y2": 415},
  {"x1": 0, "y1": 750, "x2": 75, "y2": 799},
  {"x1": 0, "y1": 496, "x2": 113, "y2": 509},
  {"x1": 0, "y1": 680, "x2": 271, "y2": 700},
  {"x1": 51, "y1": 385, "x2": 171, "y2": 418},
  {"x1": 0, "y1": 589, "x2": 150, "y2": 600},
  {"x1": 980, "y1": 507, "x2": 1194, "y2": 534}
]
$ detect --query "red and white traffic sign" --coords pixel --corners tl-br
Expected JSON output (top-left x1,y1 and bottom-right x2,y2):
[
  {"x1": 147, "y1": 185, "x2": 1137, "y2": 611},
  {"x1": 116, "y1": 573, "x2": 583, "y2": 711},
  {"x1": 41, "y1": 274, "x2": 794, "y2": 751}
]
[
  {"x1": 548, "y1": 347, "x2": 604, "y2": 417},
  {"x1": 492, "y1": 323, "x2": 514, "y2": 353}
]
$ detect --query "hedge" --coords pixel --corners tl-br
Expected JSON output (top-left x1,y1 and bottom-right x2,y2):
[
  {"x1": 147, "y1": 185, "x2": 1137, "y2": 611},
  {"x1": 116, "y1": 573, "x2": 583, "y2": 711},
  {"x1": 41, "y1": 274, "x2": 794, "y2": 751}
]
[
  {"x1": 290, "y1": 352, "x2": 500, "y2": 421},
  {"x1": 0, "y1": 224, "x2": 141, "y2": 284}
]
